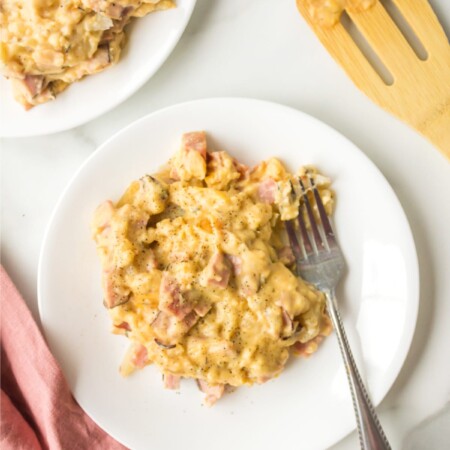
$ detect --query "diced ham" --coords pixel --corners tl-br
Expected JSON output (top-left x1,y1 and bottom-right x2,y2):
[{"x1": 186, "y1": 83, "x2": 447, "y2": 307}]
[
  {"x1": 151, "y1": 310, "x2": 200, "y2": 345},
  {"x1": 91, "y1": 201, "x2": 115, "y2": 249},
  {"x1": 207, "y1": 151, "x2": 237, "y2": 173},
  {"x1": 293, "y1": 336, "x2": 324, "y2": 357},
  {"x1": 163, "y1": 374, "x2": 181, "y2": 390},
  {"x1": 233, "y1": 249, "x2": 271, "y2": 297},
  {"x1": 169, "y1": 168, "x2": 180, "y2": 181},
  {"x1": 92, "y1": 200, "x2": 115, "y2": 231},
  {"x1": 100, "y1": 29, "x2": 115, "y2": 44},
  {"x1": 208, "y1": 151, "x2": 223, "y2": 164},
  {"x1": 170, "y1": 132, "x2": 208, "y2": 181},
  {"x1": 201, "y1": 251, "x2": 231, "y2": 289},
  {"x1": 23, "y1": 75, "x2": 44, "y2": 98},
  {"x1": 194, "y1": 303, "x2": 212, "y2": 317},
  {"x1": 232, "y1": 159, "x2": 249, "y2": 180},
  {"x1": 116, "y1": 321, "x2": 131, "y2": 332},
  {"x1": 197, "y1": 380, "x2": 225, "y2": 407},
  {"x1": 206, "y1": 152, "x2": 226, "y2": 175},
  {"x1": 159, "y1": 273, "x2": 194, "y2": 319},
  {"x1": 104, "y1": 3, "x2": 126, "y2": 19},
  {"x1": 183, "y1": 310, "x2": 199, "y2": 328},
  {"x1": 257, "y1": 375, "x2": 273, "y2": 384},
  {"x1": 181, "y1": 131, "x2": 207, "y2": 159},
  {"x1": 75, "y1": 45, "x2": 110, "y2": 77},
  {"x1": 258, "y1": 178, "x2": 277, "y2": 204},
  {"x1": 10, "y1": 76, "x2": 54, "y2": 110},
  {"x1": 227, "y1": 254, "x2": 242, "y2": 275},
  {"x1": 152, "y1": 311, "x2": 177, "y2": 341},
  {"x1": 256, "y1": 365, "x2": 286, "y2": 384},
  {"x1": 132, "y1": 344, "x2": 148, "y2": 369},
  {"x1": 280, "y1": 308, "x2": 294, "y2": 338},
  {"x1": 102, "y1": 270, "x2": 130, "y2": 308},
  {"x1": 278, "y1": 246, "x2": 295, "y2": 265},
  {"x1": 204, "y1": 152, "x2": 244, "y2": 189},
  {"x1": 121, "y1": 6, "x2": 133, "y2": 18},
  {"x1": 96, "y1": 44, "x2": 111, "y2": 65}
]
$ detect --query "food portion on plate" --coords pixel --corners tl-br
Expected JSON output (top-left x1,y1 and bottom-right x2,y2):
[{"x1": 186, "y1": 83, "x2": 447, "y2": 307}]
[
  {"x1": 0, "y1": 0, "x2": 174, "y2": 109},
  {"x1": 91, "y1": 131, "x2": 334, "y2": 405}
]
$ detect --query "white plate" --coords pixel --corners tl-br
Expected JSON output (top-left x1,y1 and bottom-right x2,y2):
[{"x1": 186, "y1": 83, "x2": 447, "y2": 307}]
[
  {"x1": 0, "y1": 0, "x2": 196, "y2": 138},
  {"x1": 38, "y1": 98, "x2": 419, "y2": 450}
]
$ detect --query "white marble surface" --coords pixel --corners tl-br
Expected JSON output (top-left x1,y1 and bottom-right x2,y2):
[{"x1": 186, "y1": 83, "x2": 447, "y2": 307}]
[{"x1": 1, "y1": 0, "x2": 450, "y2": 448}]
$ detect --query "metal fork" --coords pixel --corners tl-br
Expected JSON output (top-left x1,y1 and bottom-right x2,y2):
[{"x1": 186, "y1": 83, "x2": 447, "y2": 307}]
[{"x1": 285, "y1": 176, "x2": 391, "y2": 450}]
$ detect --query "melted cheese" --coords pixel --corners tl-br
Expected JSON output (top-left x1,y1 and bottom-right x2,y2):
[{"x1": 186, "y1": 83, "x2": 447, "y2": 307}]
[{"x1": 92, "y1": 132, "x2": 333, "y2": 399}]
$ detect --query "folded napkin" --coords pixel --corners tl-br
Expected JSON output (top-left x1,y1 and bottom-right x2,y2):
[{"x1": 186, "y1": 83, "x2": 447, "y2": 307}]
[{"x1": 0, "y1": 266, "x2": 127, "y2": 450}]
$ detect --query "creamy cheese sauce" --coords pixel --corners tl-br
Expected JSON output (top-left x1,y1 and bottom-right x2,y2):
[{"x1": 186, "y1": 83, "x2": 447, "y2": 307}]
[{"x1": 91, "y1": 131, "x2": 333, "y2": 405}]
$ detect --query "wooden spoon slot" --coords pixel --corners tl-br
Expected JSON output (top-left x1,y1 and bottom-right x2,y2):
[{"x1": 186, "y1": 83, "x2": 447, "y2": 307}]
[
  {"x1": 381, "y1": 0, "x2": 428, "y2": 61},
  {"x1": 340, "y1": 11, "x2": 394, "y2": 86}
]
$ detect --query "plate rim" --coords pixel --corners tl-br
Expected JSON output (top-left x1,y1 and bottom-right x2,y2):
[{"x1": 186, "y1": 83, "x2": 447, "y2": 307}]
[
  {"x1": 0, "y1": 0, "x2": 197, "y2": 138},
  {"x1": 37, "y1": 96, "x2": 420, "y2": 448}
]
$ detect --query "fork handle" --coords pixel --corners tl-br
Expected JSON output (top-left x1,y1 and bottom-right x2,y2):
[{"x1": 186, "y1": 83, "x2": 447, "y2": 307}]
[{"x1": 325, "y1": 290, "x2": 391, "y2": 450}]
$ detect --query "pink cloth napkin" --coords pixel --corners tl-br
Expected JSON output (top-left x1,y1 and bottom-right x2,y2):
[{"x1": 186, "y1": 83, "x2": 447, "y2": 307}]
[{"x1": 0, "y1": 266, "x2": 128, "y2": 450}]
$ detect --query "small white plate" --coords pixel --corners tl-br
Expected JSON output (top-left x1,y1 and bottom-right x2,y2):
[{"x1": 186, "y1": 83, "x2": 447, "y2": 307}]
[
  {"x1": 38, "y1": 98, "x2": 419, "y2": 450},
  {"x1": 0, "y1": 0, "x2": 196, "y2": 138}
]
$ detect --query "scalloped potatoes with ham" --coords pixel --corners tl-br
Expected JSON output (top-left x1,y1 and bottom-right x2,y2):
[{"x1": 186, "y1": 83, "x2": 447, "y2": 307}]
[
  {"x1": 91, "y1": 131, "x2": 333, "y2": 405},
  {"x1": 0, "y1": 0, "x2": 174, "y2": 109}
]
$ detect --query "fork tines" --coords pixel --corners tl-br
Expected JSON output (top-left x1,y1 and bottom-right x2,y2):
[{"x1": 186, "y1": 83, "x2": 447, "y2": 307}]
[{"x1": 286, "y1": 176, "x2": 337, "y2": 265}]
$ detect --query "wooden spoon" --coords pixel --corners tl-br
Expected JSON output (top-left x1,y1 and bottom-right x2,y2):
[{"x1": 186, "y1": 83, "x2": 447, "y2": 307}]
[{"x1": 296, "y1": 0, "x2": 450, "y2": 158}]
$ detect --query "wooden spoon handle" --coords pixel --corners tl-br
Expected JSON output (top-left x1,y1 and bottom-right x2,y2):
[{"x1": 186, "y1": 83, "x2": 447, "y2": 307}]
[{"x1": 416, "y1": 105, "x2": 450, "y2": 159}]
